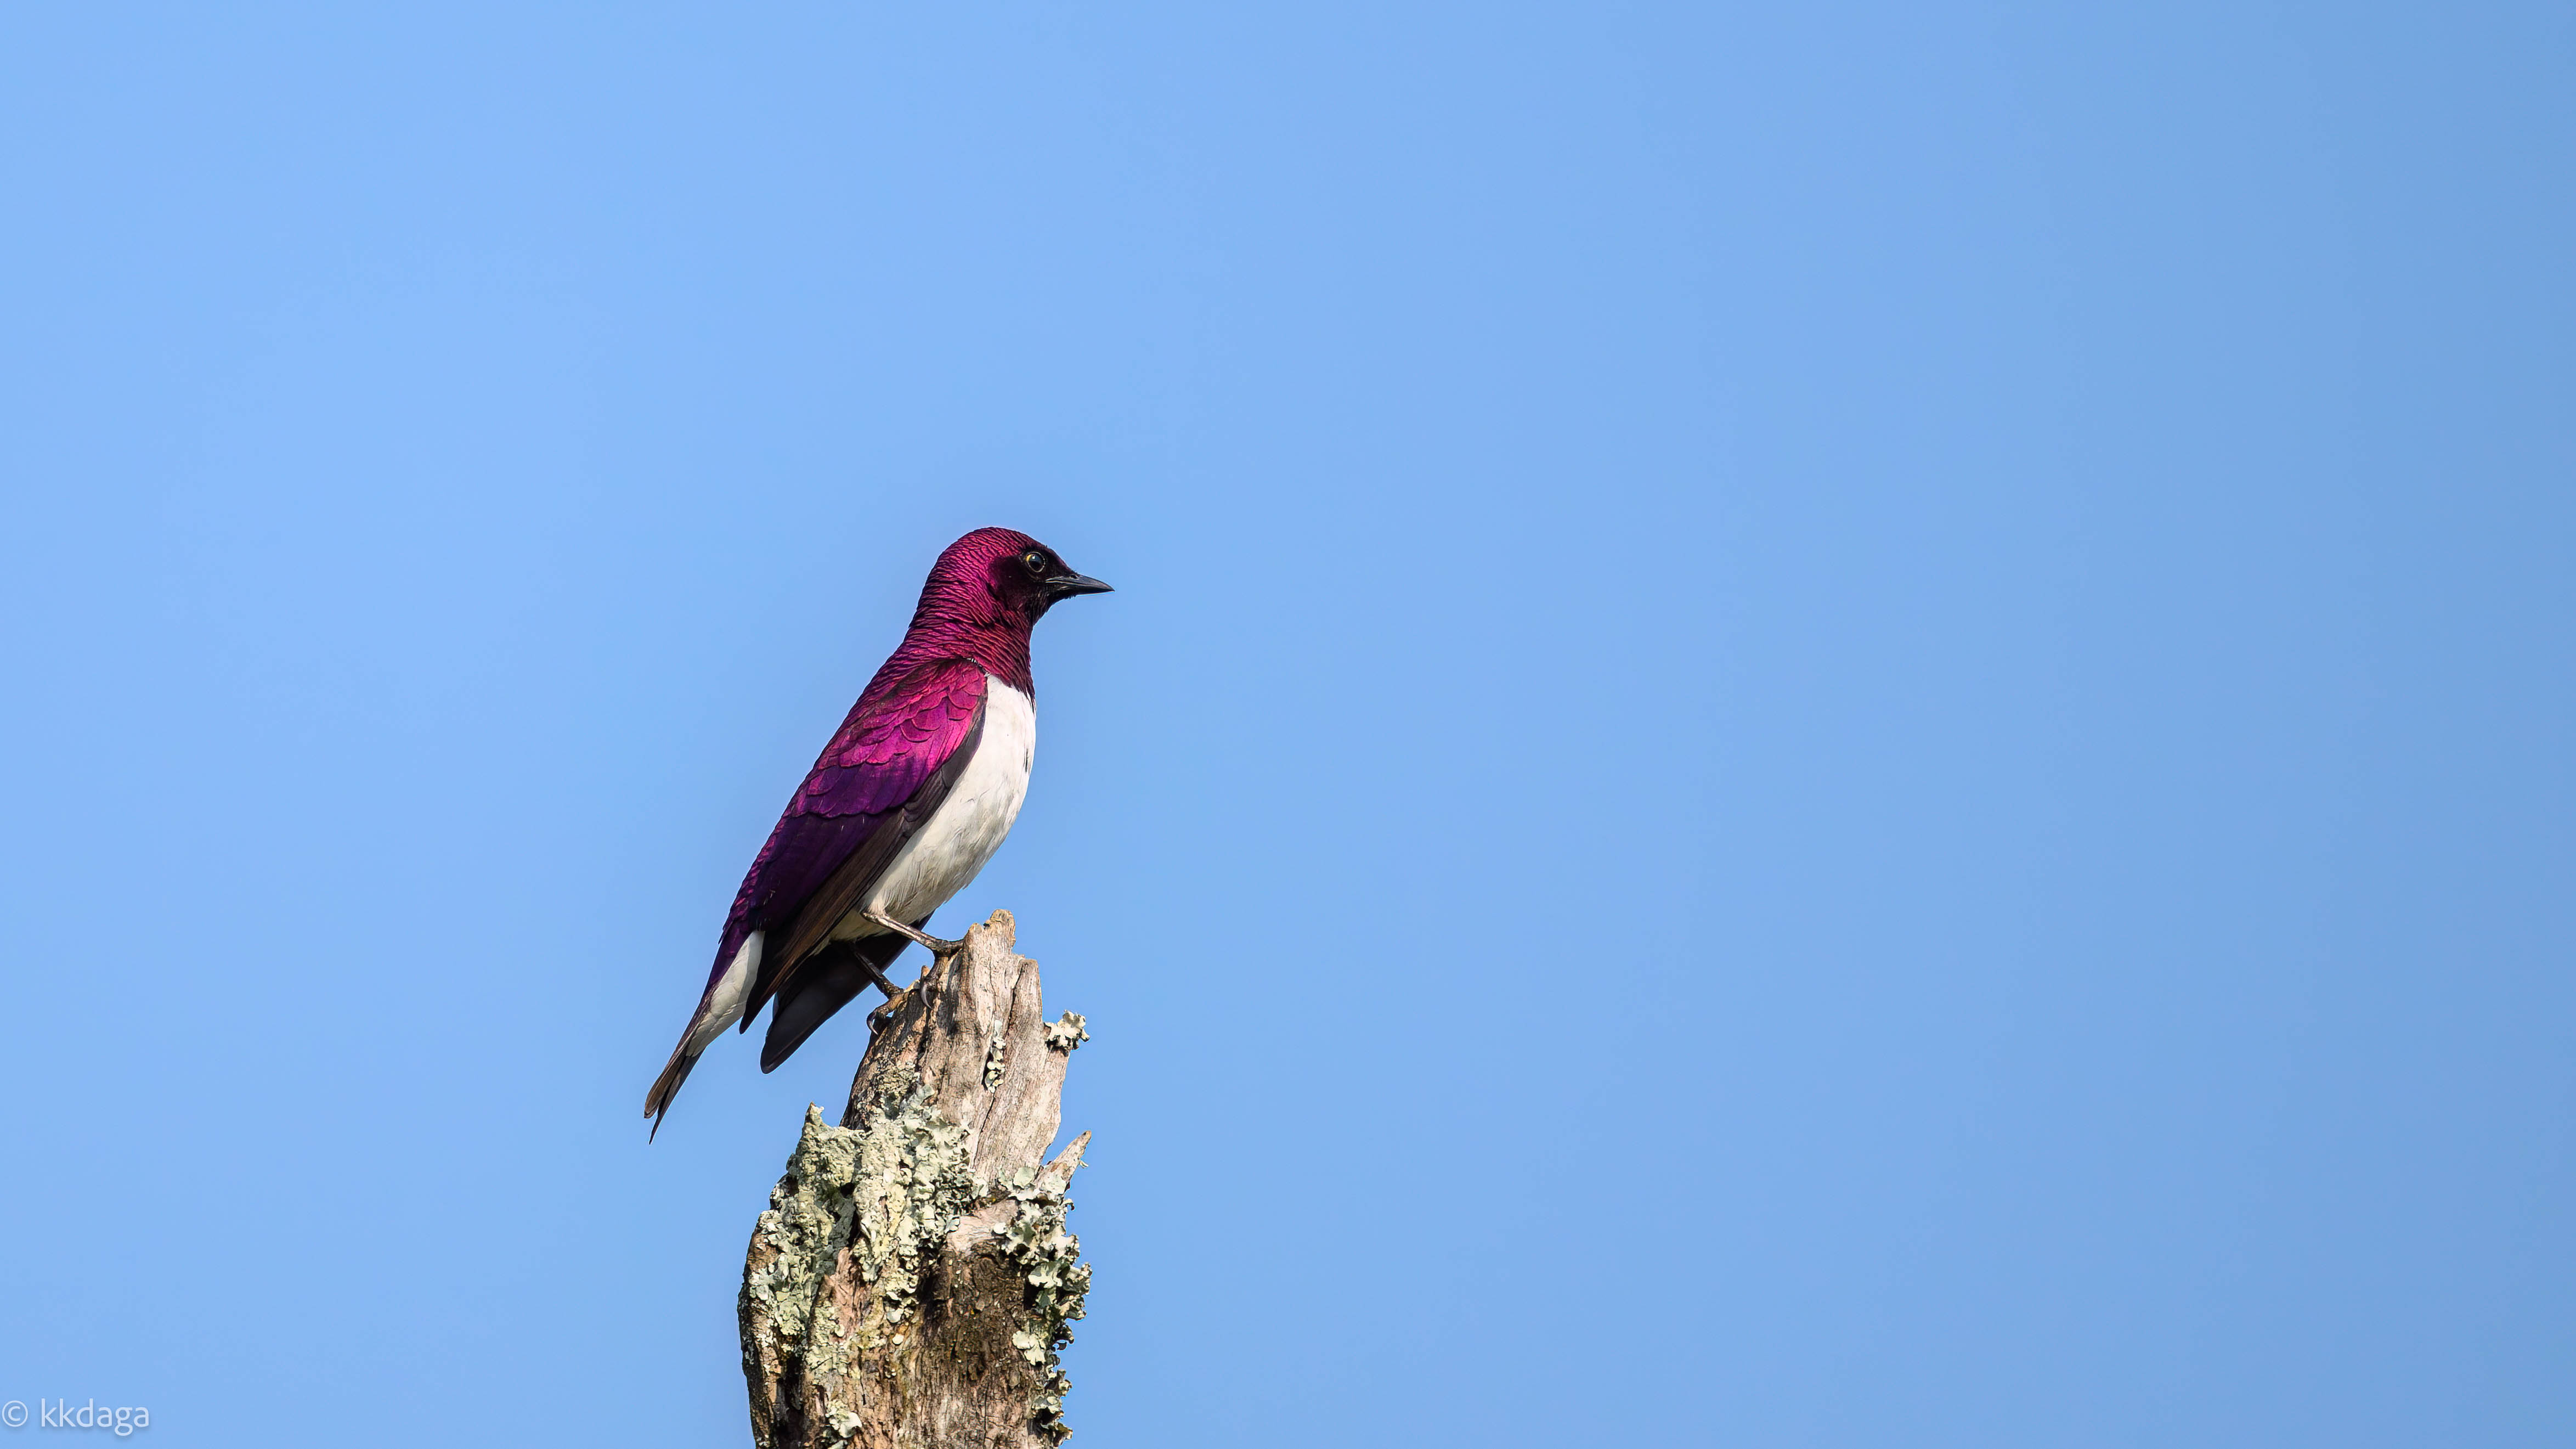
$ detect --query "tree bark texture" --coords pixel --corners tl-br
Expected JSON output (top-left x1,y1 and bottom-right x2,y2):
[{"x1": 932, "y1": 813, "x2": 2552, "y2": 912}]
[{"x1": 741, "y1": 910, "x2": 1092, "y2": 1449}]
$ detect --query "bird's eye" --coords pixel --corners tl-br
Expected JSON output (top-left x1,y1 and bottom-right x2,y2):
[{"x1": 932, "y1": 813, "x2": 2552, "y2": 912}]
[{"x1": 1022, "y1": 551, "x2": 1049, "y2": 577}]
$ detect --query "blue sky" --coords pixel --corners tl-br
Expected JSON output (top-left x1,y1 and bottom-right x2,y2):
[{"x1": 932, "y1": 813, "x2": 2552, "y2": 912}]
[{"x1": 2, "y1": 3, "x2": 2570, "y2": 1445}]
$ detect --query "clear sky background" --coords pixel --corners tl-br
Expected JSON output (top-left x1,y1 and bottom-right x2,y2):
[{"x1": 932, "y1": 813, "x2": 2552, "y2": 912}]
[{"x1": 2, "y1": 3, "x2": 2570, "y2": 1445}]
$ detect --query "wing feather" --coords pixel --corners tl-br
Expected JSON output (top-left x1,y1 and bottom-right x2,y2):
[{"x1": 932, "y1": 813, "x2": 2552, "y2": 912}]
[
  {"x1": 699, "y1": 660, "x2": 985, "y2": 1006},
  {"x1": 647, "y1": 659, "x2": 987, "y2": 1130},
  {"x1": 744, "y1": 698, "x2": 986, "y2": 1027}
]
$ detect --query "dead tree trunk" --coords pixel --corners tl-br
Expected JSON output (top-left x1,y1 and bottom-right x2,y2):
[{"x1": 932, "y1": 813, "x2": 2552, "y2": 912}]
[{"x1": 740, "y1": 910, "x2": 1092, "y2": 1449}]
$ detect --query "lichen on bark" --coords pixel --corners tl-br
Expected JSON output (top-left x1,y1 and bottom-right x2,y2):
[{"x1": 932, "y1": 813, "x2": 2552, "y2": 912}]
[{"x1": 739, "y1": 911, "x2": 1092, "y2": 1449}]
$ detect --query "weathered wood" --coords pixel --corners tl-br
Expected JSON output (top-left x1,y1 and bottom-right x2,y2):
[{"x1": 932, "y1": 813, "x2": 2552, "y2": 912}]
[{"x1": 741, "y1": 910, "x2": 1092, "y2": 1449}]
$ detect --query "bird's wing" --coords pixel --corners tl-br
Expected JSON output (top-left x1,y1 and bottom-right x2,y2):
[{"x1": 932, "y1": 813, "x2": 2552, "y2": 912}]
[
  {"x1": 645, "y1": 658, "x2": 988, "y2": 1134},
  {"x1": 745, "y1": 700, "x2": 987, "y2": 1028},
  {"x1": 706, "y1": 658, "x2": 987, "y2": 1007}
]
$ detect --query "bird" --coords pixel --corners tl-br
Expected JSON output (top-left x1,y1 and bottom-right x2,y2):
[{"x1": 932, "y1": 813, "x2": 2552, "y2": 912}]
[{"x1": 645, "y1": 527, "x2": 1111, "y2": 1136}]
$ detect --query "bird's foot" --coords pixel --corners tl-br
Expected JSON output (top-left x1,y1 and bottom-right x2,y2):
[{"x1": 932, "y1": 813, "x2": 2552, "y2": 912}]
[{"x1": 865, "y1": 910, "x2": 966, "y2": 957}]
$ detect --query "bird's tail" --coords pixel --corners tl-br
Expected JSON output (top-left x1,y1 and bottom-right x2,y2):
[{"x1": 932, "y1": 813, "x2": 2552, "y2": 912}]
[
  {"x1": 642, "y1": 931, "x2": 762, "y2": 1140},
  {"x1": 643, "y1": 1033, "x2": 706, "y2": 1142}
]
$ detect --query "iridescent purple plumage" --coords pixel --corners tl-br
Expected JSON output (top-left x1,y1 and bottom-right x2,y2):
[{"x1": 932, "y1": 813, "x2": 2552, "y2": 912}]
[
  {"x1": 702, "y1": 658, "x2": 987, "y2": 1012},
  {"x1": 644, "y1": 527, "x2": 1110, "y2": 1135}
]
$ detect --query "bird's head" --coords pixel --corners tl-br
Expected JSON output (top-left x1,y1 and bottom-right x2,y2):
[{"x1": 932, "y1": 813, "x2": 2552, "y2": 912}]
[{"x1": 919, "y1": 527, "x2": 1113, "y2": 634}]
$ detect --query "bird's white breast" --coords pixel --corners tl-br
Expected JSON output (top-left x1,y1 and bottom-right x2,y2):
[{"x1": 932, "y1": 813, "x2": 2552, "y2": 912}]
[{"x1": 845, "y1": 676, "x2": 1036, "y2": 933}]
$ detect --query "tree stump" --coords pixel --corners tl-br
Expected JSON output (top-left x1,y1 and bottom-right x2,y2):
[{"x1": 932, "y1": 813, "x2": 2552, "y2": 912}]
[{"x1": 739, "y1": 910, "x2": 1092, "y2": 1449}]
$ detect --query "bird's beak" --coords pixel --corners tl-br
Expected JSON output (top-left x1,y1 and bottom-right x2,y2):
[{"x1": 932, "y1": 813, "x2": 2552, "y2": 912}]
[{"x1": 1046, "y1": 573, "x2": 1114, "y2": 597}]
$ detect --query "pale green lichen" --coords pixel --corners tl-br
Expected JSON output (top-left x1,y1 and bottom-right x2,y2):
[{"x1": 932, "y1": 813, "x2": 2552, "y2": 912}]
[
  {"x1": 988, "y1": 1164, "x2": 1092, "y2": 1443},
  {"x1": 746, "y1": 1059, "x2": 1092, "y2": 1446},
  {"x1": 742, "y1": 1106, "x2": 865, "y2": 1386},
  {"x1": 1042, "y1": 1012, "x2": 1089, "y2": 1053},
  {"x1": 983, "y1": 1028, "x2": 1010, "y2": 1089},
  {"x1": 846, "y1": 1067, "x2": 979, "y2": 1329},
  {"x1": 742, "y1": 1073, "x2": 982, "y2": 1444}
]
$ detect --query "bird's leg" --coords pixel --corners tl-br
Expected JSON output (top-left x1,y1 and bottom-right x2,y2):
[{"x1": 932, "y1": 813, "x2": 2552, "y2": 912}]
[
  {"x1": 865, "y1": 910, "x2": 966, "y2": 957},
  {"x1": 850, "y1": 952, "x2": 903, "y2": 1001}
]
